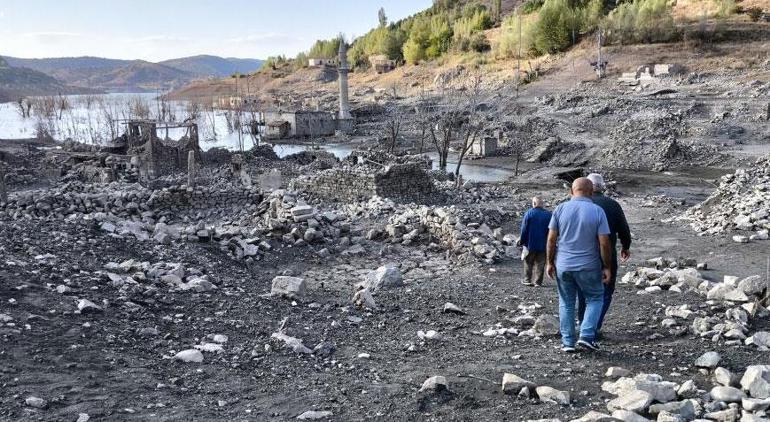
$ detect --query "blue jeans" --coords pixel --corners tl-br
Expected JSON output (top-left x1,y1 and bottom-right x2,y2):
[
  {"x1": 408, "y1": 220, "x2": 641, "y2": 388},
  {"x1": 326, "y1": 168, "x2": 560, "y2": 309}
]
[
  {"x1": 577, "y1": 278, "x2": 615, "y2": 333},
  {"x1": 556, "y1": 269, "x2": 604, "y2": 346}
]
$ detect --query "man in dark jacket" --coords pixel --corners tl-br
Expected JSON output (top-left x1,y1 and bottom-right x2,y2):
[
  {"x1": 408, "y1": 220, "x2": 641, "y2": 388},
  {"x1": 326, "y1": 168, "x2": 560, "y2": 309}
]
[
  {"x1": 577, "y1": 173, "x2": 631, "y2": 336},
  {"x1": 519, "y1": 197, "x2": 552, "y2": 286}
]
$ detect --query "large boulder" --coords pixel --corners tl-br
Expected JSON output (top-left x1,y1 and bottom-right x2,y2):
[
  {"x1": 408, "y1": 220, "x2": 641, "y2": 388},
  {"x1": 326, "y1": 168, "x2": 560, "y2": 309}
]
[
  {"x1": 271, "y1": 276, "x2": 306, "y2": 298},
  {"x1": 741, "y1": 365, "x2": 770, "y2": 399},
  {"x1": 361, "y1": 265, "x2": 403, "y2": 292},
  {"x1": 502, "y1": 373, "x2": 535, "y2": 394},
  {"x1": 607, "y1": 389, "x2": 653, "y2": 413}
]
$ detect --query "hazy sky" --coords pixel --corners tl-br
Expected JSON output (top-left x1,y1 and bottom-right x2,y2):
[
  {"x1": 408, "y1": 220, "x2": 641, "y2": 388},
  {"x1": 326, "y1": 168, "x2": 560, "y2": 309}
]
[{"x1": 0, "y1": 0, "x2": 432, "y2": 61}]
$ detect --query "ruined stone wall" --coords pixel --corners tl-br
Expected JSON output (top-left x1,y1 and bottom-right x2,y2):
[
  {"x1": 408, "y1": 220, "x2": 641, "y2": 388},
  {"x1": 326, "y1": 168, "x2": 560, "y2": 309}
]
[
  {"x1": 0, "y1": 182, "x2": 262, "y2": 219},
  {"x1": 293, "y1": 163, "x2": 435, "y2": 203}
]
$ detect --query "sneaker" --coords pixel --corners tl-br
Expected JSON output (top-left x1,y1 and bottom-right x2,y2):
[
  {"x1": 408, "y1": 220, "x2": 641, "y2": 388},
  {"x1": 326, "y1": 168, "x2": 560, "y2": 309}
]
[
  {"x1": 577, "y1": 339, "x2": 600, "y2": 351},
  {"x1": 521, "y1": 280, "x2": 533, "y2": 286},
  {"x1": 561, "y1": 345, "x2": 576, "y2": 353}
]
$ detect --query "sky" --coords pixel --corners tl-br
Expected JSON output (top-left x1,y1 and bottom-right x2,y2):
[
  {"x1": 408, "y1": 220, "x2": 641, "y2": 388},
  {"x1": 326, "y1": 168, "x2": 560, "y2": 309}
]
[{"x1": 0, "y1": 0, "x2": 432, "y2": 61}]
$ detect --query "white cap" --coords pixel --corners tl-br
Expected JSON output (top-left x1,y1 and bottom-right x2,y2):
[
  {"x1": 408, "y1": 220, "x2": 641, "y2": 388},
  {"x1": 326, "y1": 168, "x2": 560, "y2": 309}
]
[{"x1": 586, "y1": 173, "x2": 605, "y2": 191}]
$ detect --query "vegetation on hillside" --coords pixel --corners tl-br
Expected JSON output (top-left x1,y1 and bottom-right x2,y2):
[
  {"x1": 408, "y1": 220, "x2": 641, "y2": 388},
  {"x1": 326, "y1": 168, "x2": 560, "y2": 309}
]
[{"x1": 265, "y1": 0, "x2": 743, "y2": 75}]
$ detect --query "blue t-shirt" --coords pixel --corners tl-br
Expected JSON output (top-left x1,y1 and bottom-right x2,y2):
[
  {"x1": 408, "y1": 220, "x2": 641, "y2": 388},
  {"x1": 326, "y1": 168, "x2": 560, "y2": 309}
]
[
  {"x1": 548, "y1": 197, "x2": 610, "y2": 272},
  {"x1": 520, "y1": 207, "x2": 552, "y2": 252}
]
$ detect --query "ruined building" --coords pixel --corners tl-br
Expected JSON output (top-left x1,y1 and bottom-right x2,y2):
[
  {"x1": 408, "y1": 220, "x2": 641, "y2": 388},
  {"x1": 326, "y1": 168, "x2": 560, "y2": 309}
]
[{"x1": 98, "y1": 120, "x2": 201, "y2": 180}]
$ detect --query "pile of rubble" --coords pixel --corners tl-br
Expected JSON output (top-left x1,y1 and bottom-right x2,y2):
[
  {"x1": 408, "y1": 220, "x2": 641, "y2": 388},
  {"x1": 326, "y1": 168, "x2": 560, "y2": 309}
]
[
  {"x1": 0, "y1": 181, "x2": 262, "y2": 220},
  {"x1": 101, "y1": 259, "x2": 217, "y2": 294},
  {"x1": 381, "y1": 204, "x2": 517, "y2": 263},
  {"x1": 679, "y1": 155, "x2": 770, "y2": 237},
  {"x1": 573, "y1": 360, "x2": 770, "y2": 421},
  {"x1": 621, "y1": 257, "x2": 770, "y2": 347}
]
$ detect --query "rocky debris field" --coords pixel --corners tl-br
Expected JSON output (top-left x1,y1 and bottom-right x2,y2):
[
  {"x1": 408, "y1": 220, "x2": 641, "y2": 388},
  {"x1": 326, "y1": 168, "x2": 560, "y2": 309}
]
[{"x1": 2, "y1": 148, "x2": 770, "y2": 422}]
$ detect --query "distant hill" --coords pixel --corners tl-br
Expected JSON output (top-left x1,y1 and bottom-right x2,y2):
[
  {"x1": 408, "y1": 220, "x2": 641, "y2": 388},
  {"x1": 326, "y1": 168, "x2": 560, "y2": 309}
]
[
  {"x1": 1, "y1": 55, "x2": 263, "y2": 94},
  {"x1": 159, "y1": 55, "x2": 263, "y2": 77},
  {"x1": 0, "y1": 58, "x2": 97, "y2": 102}
]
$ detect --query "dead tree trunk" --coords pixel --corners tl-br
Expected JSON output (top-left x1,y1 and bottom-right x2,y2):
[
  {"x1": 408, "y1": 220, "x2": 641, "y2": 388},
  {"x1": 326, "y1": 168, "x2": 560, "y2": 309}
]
[
  {"x1": 0, "y1": 167, "x2": 7, "y2": 203},
  {"x1": 187, "y1": 151, "x2": 196, "y2": 187}
]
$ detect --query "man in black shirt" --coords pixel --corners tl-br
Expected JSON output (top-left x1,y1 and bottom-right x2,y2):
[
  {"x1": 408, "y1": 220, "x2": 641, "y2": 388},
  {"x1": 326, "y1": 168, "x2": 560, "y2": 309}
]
[{"x1": 577, "y1": 173, "x2": 631, "y2": 337}]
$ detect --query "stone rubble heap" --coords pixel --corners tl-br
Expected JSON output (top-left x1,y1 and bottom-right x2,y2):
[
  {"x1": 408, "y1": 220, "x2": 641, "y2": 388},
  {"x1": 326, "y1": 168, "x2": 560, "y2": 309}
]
[
  {"x1": 570, "y1": 360, "x2": 770, "y2": 422},
  {"x1": 0, "y1": 181, "x2": 261, "y2": 221},
  {"x1": 679, "y1": 155, "x2": 770, "y2": 236},
  {"x1": 101, "y1": 259, "x2": 217, "y2": 294},
  {"x1": 621, "y1": 257, "x2": 769, "y2": 348},
  {"x1": 381, "y1": 205, "x2": 517, "y2": 263}
]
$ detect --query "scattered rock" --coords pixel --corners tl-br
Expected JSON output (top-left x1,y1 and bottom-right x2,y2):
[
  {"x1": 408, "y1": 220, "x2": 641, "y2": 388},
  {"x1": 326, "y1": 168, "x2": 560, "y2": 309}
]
[{"x1": 174, "y1": 349, "x2": 204, "y2": 363}]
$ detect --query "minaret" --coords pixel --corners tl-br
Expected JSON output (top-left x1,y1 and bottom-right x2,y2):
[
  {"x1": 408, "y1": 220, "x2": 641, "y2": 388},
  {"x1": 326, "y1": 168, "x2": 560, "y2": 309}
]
[{"x1": 338, "y1": 41, "x2": 351, "y2": 120}]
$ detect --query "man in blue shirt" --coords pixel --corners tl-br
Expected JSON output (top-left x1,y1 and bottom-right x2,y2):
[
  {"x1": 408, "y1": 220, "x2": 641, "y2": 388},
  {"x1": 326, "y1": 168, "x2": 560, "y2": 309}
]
[
  {"x1": 546, "y1": 177, "x2": 612, "y2": 353},
  {"x1": 518, "y1": 197, "x2": 552, "y2": 286}
]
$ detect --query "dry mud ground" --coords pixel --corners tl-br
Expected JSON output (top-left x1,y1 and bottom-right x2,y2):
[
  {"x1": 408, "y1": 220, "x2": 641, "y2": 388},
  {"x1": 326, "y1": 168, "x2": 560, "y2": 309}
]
[{"x1": 1, "y1": 175, "x2": 768, "y2": 422}]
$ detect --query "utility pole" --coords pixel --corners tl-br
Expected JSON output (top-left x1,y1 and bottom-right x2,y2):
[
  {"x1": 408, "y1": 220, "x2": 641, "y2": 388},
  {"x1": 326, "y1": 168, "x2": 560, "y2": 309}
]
[
  {"x1": 596, "y1": 31, "x2": 605, "y2": 78},
  {"x1": 516, "y1": 10, "x2": 522, "y2": 98}
]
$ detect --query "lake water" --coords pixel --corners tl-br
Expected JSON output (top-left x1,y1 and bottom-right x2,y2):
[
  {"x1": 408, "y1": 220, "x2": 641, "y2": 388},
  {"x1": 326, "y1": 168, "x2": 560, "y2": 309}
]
[{"x1": 0, "y1": 94, "x2": 514, "y2": 183}]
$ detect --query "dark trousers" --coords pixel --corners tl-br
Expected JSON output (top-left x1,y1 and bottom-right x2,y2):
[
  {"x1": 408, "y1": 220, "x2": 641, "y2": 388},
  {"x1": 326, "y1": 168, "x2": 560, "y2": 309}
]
[
  {"x1": 523, "y1": 251, "x2": 546, "y2": 285},
  {"x1": 577, "y1": 266, "x2": 617, "y2": 332}
]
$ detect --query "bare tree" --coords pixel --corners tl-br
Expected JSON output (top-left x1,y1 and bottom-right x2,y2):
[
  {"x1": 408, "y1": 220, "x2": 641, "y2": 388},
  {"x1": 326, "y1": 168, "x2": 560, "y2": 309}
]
[
  {"x1": 500, "y1": 118, "x2": 537, "y2": 177},
  {"x1": 382, "y1": 102, "x2": 404, "y2": 153},
  {"x1": 429, "y1": 74, "x2": 489, "y2": 176},
  {"x1": 15, "y1": 97, "x2": 33, "y2": 118}
]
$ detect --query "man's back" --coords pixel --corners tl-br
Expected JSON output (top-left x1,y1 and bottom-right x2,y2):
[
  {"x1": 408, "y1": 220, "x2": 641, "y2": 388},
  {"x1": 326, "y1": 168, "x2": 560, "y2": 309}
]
[
  {"x1": 549, "y1": 197, "x2": 610, "y2": 272},
  {"x1": 521, "y1": 207, "x2": 552, "y2": 252},
  {"x1": 591, "y1": 193, "x2": 631, "y2": 253}
]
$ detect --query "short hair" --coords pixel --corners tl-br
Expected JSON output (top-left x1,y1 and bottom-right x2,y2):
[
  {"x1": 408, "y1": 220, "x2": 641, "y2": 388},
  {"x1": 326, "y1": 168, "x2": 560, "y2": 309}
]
[
  {"x1": 532, "y1": 196, "x2": 544, "y2": 208},
  {"x1": 586, "y1": 173, "x2": 605, "y2": 192}
]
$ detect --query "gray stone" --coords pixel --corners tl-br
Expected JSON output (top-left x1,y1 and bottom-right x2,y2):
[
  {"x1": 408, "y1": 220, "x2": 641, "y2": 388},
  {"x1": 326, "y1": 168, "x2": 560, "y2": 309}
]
[
  {"x1": 502, "y1": 373, "x2": 535, "y2": 394},
  {"x1": 743, "y1": 397, "x2": 770, "y2": 412},
  {"x1": 709, "y1": 386, "x2": 745, "y2": 402},
  {"x1": 741, "y1": 365, "x2": 770, "y2": 399},
  {"x1": 610, "y1": 410, "x2": 651, "y2": 422},
  {"x1": 77, "y1": 299, "x2": 103, "y2": 314},
  {"x1": 443, "y1": 302, "x2": 464, "y2": 314},
  {"x1": 570, "y1": 410, "x2": 616, "y2": 421},
  {"x1": 296, "y1": 410, "x2": 333, "y2": 420},
  {"x1": 532, "y1": 314, "x2": 560, "y2": 336},
  {"x1": 362, "y1": 265, "x2": 403, "y2": 292},
  {"x1": 677, "y1": 379, "x2": 699, "y2": 399},
  {"x1": 606, "y1": 367, "x2": 632, "y2": 379},
  {"x1": 419, "y1": 375, "x2": 449, "y2": 393},
  {"x1": 271, "y1": 276, "x2": 306, "y2": 298},
  {"x1": 738, "y1": 275, "x2": 766, "y2": 296},
  {"x1": 608, "y1": 389, "x2": 653, "y2": 413},
  {"x1": 648, "y1": 400, "x2": 695, "y2": 419},
  {"x1": 25, "y1": 396, "x2": 47, "y2": 409},
  {"x1": 174, "y1": 349, "x2": 204, "y2": 363},
  {"x1": 694, "y1": 351, "x2": 721, "y2": 369},
  {"x1": 535, "y1": 386, "x2": 570, "y2": 405},
  {"x1": 746, "y1": 331, "x2": 770, "y2": 348},
  {"x1": 713, "y1": 367, "x2": 737, "y2": 387}
]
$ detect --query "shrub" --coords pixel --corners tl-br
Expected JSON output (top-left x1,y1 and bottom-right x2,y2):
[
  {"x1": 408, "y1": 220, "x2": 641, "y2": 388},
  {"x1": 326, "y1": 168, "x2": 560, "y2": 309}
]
[
  {"x1": 746, "y1": 6, "x2": 763, "y2": 21},
  {"x1": 494, "y1": 13, "x2": 537, "y2": 59},
  {"x1": 469, "y1": 33, "x2": 491, "y2": 52},
  {"x1": 604, "y1": 0, "x2": 678, "y2": 45},
  {"x1": 521, "y1": 0, "x2": 545, "y2": 14},
  {"x1": 533, "y1": 0, "x2": 578, "y2": 54}
]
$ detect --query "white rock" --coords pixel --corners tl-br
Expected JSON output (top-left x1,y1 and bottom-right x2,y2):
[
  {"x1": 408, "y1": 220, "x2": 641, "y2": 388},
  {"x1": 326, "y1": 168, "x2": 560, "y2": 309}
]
[
  {"x1": 271, "y1": 332, "x2": 312, "y2": 354},
  {"x1": 743, "y1": 397, "x2": 770, "y2": 412},
  {"x1": 271, "y1": 276, "x2": 306, "y2": 298},
  {"x1": 77, "y1": 299, "x2": 103, "y2": 314},
  {"x1": 417, "y1": 330, "x2": 442, "y2": 341},
  {"x1": 502, "y1": 373, "x2": 535, "y2": 394},
  {"x1": 732, "y1": 235, "x2": 749, "y2": 243},
  {"x1": 419, "y1": 375, "x2": 449, "y2": 392},
  {"x1": 610, "y1": 410, "x2": 651, "y2": 422},
  {"x1": 694, "y1": 351, "x2": 721, "y2": 369},
  {"x1": 607, "y1": 389, "x2": 653, "y2": 413},
  {"x1": 194, "y1": 343, "x2": 224, "y2": 354},
  {"x1": 713, "y1": 367, "x2": 736, "y2": 387},
  {"x1": 25, "y1": 396, "x2": 47, "y2": 409},
  {"x1": 709, "y1": 386, "x2": 744, "y2": 402},
  {"x1": 174, "y1": 349, "x2": 204, "y2": 363},
  {"x1": 532, "y1": 314, "x2": 560, "y2": 336},
  {"x1": 296, "y1": 410, "x2": 333, "y2": 420},
  {"x1": 361, "y1": 265, "x2": 403, "y2": 292},
  {"x1": 606, "y1": 367, "x2": 632, "y2": 379},
  {"x1": 741, "y1": 365, "x2": 770, "y2": 399},
  {"x1": 76, "y1": 414, "x2": 90, "y2": 422},
  {"x1": 535, "y1": 386, "x2": 570, "y2": 405}
]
